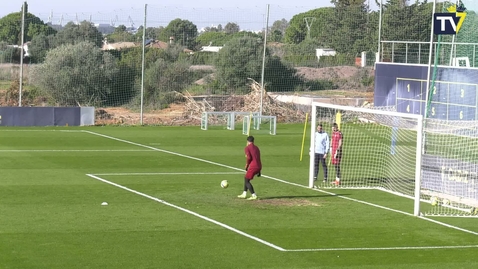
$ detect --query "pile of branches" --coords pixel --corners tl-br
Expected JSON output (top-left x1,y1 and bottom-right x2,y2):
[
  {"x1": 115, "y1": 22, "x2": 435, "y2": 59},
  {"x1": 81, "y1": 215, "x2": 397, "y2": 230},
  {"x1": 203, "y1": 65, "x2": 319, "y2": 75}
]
[{"x1": 181, "y1": 79, "x2": 308, "y2": 124}]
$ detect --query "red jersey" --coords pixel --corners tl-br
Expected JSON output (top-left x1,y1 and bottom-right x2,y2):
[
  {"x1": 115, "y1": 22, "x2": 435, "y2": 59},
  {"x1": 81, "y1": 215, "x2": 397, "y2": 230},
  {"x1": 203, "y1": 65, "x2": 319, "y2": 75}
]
[
  {"x1": 331, "y1": 130, "x2": 343, "y2": 153},
  {"x1": 245, "y1": 143, "x2": 262, "y2": 169}
]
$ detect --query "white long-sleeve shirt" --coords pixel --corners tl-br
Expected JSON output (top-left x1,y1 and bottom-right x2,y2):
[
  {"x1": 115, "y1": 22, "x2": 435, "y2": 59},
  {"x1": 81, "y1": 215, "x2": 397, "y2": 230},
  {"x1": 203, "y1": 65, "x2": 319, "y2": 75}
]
[{"x1": 314, "y1": 131, "x2": 330, "y2": 154}]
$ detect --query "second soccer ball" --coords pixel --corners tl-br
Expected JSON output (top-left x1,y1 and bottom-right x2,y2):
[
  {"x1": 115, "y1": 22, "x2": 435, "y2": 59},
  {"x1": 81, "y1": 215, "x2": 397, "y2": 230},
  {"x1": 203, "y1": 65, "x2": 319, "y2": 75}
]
[{"x1": 220, "y1": 180, "x2": 229, "y2": 189}]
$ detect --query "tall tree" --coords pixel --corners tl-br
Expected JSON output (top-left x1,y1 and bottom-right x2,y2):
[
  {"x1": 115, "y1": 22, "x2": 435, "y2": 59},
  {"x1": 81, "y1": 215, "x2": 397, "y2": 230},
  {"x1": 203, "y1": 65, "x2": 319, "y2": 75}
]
[
  {"x1": 159, "y1": 18, "x2": 198, "y2": 50},
  {"x1": 0, "y1": 10, "x2": 56, "y2": 44},
  {"x1": 284, "y1": 7, "x2": 334, "y2": 44},
  {"x1": 325, "y1": 0, "x2": 370, "y2": 53}
]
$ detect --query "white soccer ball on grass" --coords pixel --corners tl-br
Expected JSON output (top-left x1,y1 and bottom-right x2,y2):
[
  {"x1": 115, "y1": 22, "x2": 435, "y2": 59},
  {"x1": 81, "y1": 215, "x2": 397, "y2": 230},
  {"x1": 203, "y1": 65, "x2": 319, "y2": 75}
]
[{"x1": 220, "y1": 180, "x2": 229, "y2": 189}]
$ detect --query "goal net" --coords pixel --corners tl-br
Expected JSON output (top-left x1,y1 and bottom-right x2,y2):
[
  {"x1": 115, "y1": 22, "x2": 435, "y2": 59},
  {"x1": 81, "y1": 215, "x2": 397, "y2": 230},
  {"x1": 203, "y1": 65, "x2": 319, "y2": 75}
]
[
  {"x1": 309, "y1": 102, "x2": 424, "y2": 215},
  {"x1": 422, "y1": 1, "x2": 478, "y2": 217},
  {"x1": 310, "y1": 102, "x2": 478, "y2": 217},
  {"x1": 422, "y1": 117, "x2": 478, "y2": 217}
]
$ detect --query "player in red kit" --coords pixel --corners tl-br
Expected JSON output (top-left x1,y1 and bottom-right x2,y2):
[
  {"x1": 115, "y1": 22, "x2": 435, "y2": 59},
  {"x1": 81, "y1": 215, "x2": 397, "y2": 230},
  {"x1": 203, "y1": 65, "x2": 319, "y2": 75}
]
[
  {"x1": 238, "y1": 136, "x2": 262, "y2": 200},
  {"x1": 331, "y1": 123, "x2": 343, "y2": 186}
]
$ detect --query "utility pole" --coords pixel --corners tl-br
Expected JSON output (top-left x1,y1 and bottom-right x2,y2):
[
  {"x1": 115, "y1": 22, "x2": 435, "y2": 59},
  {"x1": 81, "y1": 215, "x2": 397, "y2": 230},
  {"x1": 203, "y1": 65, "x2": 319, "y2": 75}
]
[{"x1": 304, "y1": 17, "x2": 316, "y2": 40}]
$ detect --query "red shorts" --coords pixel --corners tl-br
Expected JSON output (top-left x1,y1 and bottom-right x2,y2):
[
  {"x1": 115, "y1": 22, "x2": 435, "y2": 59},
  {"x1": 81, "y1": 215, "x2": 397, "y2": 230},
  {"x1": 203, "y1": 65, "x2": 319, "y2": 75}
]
[{"x1": 246, "y1": 167, "x2": 261, "y2": 180}]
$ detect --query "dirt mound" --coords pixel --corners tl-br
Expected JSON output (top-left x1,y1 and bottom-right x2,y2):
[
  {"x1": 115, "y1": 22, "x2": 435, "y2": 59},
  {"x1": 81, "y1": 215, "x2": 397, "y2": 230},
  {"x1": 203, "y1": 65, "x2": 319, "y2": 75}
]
[{"x1": 94, "y1": 104, "x2": 186, "y2": 125}]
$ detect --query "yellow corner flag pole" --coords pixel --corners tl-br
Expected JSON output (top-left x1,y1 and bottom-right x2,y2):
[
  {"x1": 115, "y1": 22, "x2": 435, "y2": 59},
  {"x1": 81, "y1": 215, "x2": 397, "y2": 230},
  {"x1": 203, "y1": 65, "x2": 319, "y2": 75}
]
[{"x1": 300, "y1": 113, "x2": 309, "y2": 161}]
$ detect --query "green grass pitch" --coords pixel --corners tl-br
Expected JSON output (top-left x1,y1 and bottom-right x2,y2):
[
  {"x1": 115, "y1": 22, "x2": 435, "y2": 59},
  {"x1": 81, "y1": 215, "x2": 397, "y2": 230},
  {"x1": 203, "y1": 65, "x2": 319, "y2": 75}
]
[{"x1": 0, "y1": 125, "x2": 477, "y2": 269}]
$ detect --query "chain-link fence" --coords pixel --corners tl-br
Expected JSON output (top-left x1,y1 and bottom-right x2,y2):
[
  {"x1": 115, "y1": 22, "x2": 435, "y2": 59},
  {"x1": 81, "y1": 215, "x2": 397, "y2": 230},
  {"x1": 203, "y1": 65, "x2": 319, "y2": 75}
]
[{"x1": 2, "y1": 2, "x2": 449, "y2": 125}]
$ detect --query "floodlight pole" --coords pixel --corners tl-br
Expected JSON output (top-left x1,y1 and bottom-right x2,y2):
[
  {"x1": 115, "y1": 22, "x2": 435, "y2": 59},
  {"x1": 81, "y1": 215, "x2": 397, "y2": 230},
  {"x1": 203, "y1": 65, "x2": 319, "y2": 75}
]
[
  {"x1": 140, "y1": 4, "x2": 147, "y2": 125},
  {"x1": 260, "y1": 4, "x2": 270, "y2": 117}
]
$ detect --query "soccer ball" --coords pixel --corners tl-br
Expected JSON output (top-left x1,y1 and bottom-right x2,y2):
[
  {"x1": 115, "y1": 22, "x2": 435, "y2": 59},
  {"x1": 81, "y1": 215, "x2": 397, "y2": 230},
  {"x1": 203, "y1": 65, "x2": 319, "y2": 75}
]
[
  {"x1": 442, "y1": 199, "x2": 450, "y2": 206},
  {"x1": 430, "y1": 196, "x2": 438, "y2": 206},
  {"x1": 220, "y1": 180, "x2": 229, "y2": 189}
]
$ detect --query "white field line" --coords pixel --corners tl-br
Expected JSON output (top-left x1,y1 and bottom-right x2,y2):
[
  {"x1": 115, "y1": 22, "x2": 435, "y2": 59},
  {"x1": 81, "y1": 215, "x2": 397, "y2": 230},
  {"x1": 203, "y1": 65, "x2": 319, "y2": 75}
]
[
  {"x1": 86, "y1": 173, "x2": 285, "y2": 252},
  {"x1": 82, "y1": 130, "x2": 478, "y2": 239},
  {"x1": 93, "y1": 172, "x2": 244, "y2": 176},
  {"x1": 0, "y1": 129, "x2": 83, "y2": 132},
  {"x1": 286, "y1": 245, "x2": 478, "y2": 252},
  {"x1": 0, "y1": 149, "x2": 153, "y2": 152}
]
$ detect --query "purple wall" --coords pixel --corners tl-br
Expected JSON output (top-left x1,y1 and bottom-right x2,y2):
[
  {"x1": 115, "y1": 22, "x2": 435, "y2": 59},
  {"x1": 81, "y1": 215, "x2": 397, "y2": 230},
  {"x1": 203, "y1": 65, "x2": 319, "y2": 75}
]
[
  {"x1": 374, "y1": 63, "x2": 478, "y2": 120},
  {"x1": 0, "y1": 107, "x2": 81, "y2": 126}
]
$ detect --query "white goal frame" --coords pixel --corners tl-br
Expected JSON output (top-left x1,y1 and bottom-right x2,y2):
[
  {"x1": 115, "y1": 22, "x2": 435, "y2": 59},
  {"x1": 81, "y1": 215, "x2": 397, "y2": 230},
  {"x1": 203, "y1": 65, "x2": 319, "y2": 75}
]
[
  {"x1": 201, "y1": 111, "x2": 259, "y2": 130},
  {"x1": 309, "y1": 102, "x2": 424, "y2": 216},
  {"x1": 242, "y1": 115, "x2": 277, "y2": 135}
]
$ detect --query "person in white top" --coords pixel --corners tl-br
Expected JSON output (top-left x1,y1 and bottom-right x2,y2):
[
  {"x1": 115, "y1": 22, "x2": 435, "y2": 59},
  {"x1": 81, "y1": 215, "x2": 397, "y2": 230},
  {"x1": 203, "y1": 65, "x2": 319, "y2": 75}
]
[{"x1": 313, "y1": 124, "x2": 330, "y2": 186}]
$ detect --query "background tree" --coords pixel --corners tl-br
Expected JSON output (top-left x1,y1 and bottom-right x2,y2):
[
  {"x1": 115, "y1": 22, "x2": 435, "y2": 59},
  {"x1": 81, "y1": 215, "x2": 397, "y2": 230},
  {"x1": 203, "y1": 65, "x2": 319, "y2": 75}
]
[
  {"x1": 284, "y1": 7, "x2": 334, "y2": 44},
  {"x1": 55, "y1": 21, "x2": 103, "y2": 47},
  {"x1": 214, "y1": 36, "x2": 264, "y2": 91},
  {"x1": 224, "y1": 22, "x2": 240, "y2": 34},
  {"x1": 105, "y1": 24, "x2": 135, "y2": 43},
  {"x1": 144, "y1": 59, "x2": 192, "y2": 108},
  {"x1": 28, "y1": 33, "x2": 56, "y2": 63},
  {"x1": 159, "y1": 18, "x2": 198, "y2": 50},
  {"x1": 0, "y1": 11, "x2": 56, "y2": 44},
  {"x1": 213, "y1": 36, "x2": 304, "y2": 93},
  {"x1": 324, "y1": 0, "x2": 370, "y2": 54},
  {"x1": 31, "y1": 42, "x2": 133, "y2": 106},
  {"x1": 269, "y1": 19, "x2": 289, "y2": 42}
]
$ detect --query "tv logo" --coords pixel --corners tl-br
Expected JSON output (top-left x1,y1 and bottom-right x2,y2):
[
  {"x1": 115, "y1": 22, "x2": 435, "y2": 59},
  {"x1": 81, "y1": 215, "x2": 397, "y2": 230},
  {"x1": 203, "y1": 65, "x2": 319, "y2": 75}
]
[
  {"x1": 434, "y1": 4, "x2": 467, "y2": 35},
  {"x1": 434, "y1": 14, "x2": 460, "y2": 34}
]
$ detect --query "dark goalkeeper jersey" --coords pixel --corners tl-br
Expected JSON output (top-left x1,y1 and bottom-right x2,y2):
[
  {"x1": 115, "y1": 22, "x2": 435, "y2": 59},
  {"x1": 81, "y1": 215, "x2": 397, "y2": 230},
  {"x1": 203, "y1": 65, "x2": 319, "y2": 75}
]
[{"x1": 245, "y1": 143, "x2": 262, "y2": 169}]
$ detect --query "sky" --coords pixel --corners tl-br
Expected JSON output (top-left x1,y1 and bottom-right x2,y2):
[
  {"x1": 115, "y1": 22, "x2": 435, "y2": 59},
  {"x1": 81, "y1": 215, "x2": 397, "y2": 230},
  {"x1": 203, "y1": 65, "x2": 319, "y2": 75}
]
[
  {"x1": 2, "y1": 1, "x2": 477, "y2": 31},
  {"x1": 0, "y1": 0, "x2": 341, "y2": 31}
]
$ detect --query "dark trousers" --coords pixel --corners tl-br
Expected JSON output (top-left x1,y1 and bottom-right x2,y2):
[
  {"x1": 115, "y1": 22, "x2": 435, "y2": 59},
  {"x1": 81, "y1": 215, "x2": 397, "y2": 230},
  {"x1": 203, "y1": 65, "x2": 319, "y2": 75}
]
[
  {"x1": 314, "y1": 153, "x2": 328, "y2": 181},
  {"x1": 334, "y1": 164, "x2": 341, "y2": 179}
]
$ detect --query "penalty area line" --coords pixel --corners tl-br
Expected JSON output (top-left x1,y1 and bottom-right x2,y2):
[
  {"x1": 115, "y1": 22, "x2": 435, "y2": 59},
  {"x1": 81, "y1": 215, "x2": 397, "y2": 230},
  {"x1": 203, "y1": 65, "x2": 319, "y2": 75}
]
[
  {"x1": 82, "y1": 130, "x2": 478, "y2": 237},
  {"x1": 85, "y1": 173, "x2": 285, "y2": 252}
]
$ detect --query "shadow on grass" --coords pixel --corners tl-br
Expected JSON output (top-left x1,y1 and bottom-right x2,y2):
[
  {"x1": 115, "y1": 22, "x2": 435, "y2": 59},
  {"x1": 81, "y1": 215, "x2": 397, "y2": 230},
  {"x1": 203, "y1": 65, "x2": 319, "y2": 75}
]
[{"x1": 259, "y1": 194, "x2": 349, "y2": 200}]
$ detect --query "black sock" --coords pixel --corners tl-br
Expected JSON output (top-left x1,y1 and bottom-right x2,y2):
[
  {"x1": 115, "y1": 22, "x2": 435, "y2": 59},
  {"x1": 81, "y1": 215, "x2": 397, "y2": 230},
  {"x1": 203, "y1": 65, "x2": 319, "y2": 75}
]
[{"x1": 245, "y1": 178, "x2": 255, "y2": 194}]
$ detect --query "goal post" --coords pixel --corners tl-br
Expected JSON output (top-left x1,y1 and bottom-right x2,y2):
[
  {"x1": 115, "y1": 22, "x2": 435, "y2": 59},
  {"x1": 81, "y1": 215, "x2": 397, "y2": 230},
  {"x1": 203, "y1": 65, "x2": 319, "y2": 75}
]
[
  {"x1": 309, "y1": 102, "x2": 424, "y2": 216},
  {"x1": 242, "y1": 115, "x2": 277, "y2": 135}
]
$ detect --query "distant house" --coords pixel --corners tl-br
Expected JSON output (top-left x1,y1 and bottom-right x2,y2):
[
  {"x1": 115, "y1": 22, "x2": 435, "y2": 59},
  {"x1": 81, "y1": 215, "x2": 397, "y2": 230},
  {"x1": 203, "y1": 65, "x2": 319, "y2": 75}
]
[
  {"x1": 316, "y1": 48, "x2": 336, "y2": 62},
  {"x1": 6, "y1": 42, "x2": 30, "y2": 58},
  {"x1": 101, "y1": 40, "x2": 137, "y2": 51},
  {"x1": 94, "y1": 23, "x2": 115, "y2": 35},
  {"x1": 201, "y1": 42, "x2": 223, "y2": 53},
  {"x1": 146, "y1": 40, "x2": 168, "y2": 49}
]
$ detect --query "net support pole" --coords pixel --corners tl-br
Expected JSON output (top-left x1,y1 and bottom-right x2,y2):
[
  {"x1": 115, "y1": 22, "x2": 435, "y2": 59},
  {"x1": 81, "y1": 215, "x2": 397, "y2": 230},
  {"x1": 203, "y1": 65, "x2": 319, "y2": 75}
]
[
  {"x1": 425, "y1": 0, "x2": 437, "y2": 121},
  {"x1": 259, "y1": 4, "x2": 269, "y2": 118},
  {"x1": 414, "y1": 114, "x2": 424, "y2": 217},
  {"x1": 309, "y1": 105, "x2": 317, "y2": 188},
  {"x1": 377, "y1": 0, "x2": 383, "y2": 63},
  {"x1": 140, "y1": 4, "x2": 147, "y2": 125},
  {"x1": 19, "y1": 2, "x2": 26, "y2": 107}
]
